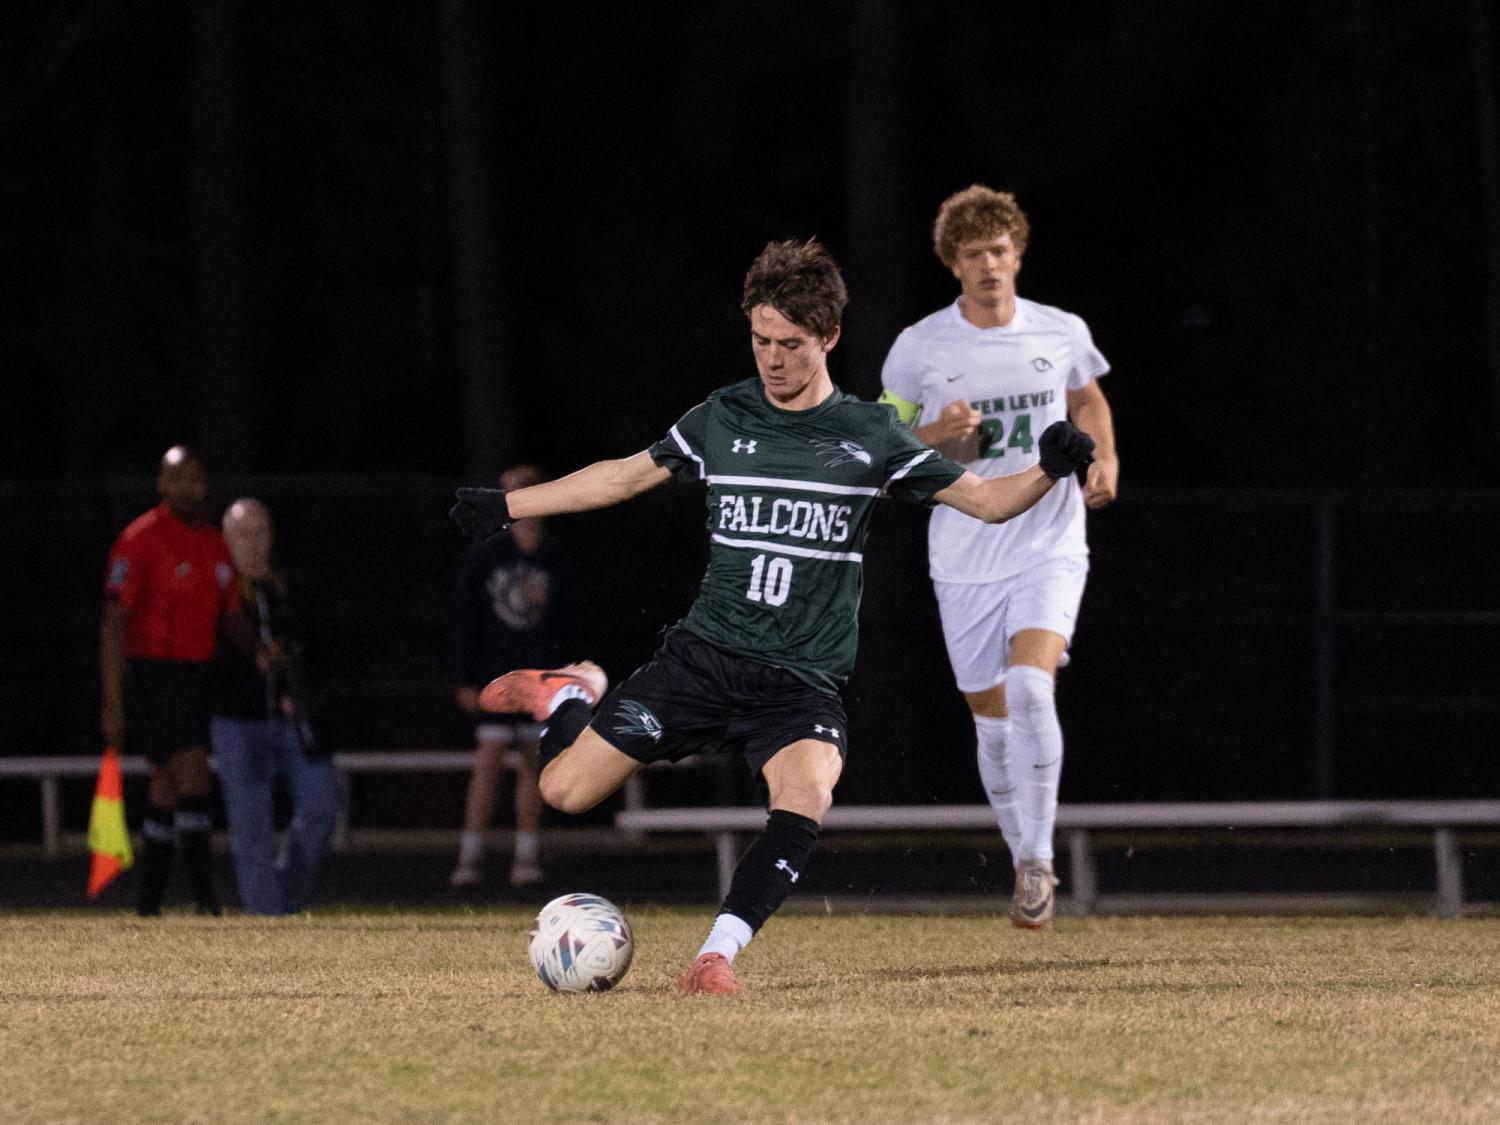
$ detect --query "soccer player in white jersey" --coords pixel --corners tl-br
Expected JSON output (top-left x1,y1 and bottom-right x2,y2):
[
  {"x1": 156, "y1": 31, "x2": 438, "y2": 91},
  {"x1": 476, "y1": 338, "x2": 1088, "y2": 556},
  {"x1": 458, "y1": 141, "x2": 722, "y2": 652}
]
[
  {"x1": 450, "y1": 239, "x2": 1096, "y2": 992},
  {"x1": 879, "y1": 186, "x2": 1120, "y2": 929}
]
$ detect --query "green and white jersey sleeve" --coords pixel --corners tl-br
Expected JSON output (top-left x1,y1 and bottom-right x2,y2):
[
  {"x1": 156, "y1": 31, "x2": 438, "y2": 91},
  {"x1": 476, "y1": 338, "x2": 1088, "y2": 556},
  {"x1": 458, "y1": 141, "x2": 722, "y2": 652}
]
[
  {"x1": 651, "y1": 400, "x2": 713, "y2": 483},
  {"x1": 877, "y1": 403, "x2": 968, "y2": 507},
  {"x1": 881, "y1": 296, "x2": 1110, "y2": 583},
  {"x1": 649, "y1": 379, "x2": 963, "y2": 691}
]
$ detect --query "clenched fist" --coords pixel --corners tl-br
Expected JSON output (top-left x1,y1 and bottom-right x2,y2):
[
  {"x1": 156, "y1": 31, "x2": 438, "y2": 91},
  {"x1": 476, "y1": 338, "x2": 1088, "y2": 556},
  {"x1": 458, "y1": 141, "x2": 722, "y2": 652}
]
[{"x1": 1037, "y1": 421, "x2": 1094, "y2": 480}]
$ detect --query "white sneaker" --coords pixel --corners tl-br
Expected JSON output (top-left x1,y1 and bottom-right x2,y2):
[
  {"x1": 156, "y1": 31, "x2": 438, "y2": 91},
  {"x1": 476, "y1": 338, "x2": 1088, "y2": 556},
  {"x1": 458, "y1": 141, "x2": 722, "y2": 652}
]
[
  {"x1": 1011, "y1": 859, "x2": 1058, "y2": 930},
  {"x1": 508, "y1": 858, "x2": 544, "y2": 887},
  {"x1": 448, "y1": 863, "x2": 483, "y2": 889}
]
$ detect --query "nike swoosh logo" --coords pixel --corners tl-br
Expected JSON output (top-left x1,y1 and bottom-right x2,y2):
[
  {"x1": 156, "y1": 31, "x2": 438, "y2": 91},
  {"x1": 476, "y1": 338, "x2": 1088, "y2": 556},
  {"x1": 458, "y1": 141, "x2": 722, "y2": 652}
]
[
  {"x1": 946, "y1": 372, "x2": 965, "y2": 382},
  {"x1": 1033, "y1": 758, "x2": 1061, "y2": 770},
  {"x1": 989, "y1": 787, "x2": 1016, "y2": 797},
  {"x1": 1018, "y1": 898, "x2": 1051, "y2": 921}
]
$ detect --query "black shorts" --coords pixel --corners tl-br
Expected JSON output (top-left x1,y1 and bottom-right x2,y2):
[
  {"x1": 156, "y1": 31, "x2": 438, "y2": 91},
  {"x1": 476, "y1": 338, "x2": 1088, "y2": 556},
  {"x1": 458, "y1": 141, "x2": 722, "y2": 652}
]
[
  {"x1": 125, "y1": 659, "x2": 213, "y2": 764},
  {"x1": 590, "y1": 628, "x2": 848, "y2": 777}
]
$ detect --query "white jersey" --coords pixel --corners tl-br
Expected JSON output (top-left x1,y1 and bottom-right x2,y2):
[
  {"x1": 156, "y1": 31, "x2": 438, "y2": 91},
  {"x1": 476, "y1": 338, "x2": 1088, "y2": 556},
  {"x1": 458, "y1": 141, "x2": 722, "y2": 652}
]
[{"x1": 881, "y1": 296, "x2": 1109, "y2": 583}]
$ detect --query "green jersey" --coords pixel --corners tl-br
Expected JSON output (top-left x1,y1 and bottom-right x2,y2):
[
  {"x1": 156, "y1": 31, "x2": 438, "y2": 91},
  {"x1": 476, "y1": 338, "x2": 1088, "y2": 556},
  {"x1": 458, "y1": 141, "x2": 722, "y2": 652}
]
[{"x1": 648, "y1": 378, "x2": 965, "y2": 691}]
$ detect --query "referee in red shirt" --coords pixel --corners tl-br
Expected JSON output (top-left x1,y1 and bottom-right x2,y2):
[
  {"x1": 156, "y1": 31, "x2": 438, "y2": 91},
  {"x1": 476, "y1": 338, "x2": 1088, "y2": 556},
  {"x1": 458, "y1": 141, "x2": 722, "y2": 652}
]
[{"x1": 101, "y1": 446, "x2": 260, "y2": 916}]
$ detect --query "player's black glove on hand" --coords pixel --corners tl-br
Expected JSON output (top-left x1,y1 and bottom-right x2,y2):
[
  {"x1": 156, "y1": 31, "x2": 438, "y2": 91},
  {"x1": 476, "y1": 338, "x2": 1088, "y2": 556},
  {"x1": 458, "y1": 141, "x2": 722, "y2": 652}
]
[
  {"x1": 1038, "y1": 421, "x2": 1095, "y2": 481},
  {"x1": 449, "y1": 487, "x2": 512, "y2": 543}
]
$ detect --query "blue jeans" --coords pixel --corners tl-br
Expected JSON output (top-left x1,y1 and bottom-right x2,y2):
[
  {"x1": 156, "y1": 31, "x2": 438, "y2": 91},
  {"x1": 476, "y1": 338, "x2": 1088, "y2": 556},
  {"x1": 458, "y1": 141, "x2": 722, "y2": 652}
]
[{"x1": 211, "y1": 715, "x2": 338, "y2": 915}]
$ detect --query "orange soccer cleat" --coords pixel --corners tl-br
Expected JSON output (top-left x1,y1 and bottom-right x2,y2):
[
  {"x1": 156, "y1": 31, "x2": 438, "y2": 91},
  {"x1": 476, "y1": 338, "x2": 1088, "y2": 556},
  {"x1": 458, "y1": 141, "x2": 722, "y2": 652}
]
[
  {"x1": 677, "y1": 952, "x2": 744, "y2": 995},
  {"x1": 478, "y1": 661, "x2": 608, "y2": 722}
]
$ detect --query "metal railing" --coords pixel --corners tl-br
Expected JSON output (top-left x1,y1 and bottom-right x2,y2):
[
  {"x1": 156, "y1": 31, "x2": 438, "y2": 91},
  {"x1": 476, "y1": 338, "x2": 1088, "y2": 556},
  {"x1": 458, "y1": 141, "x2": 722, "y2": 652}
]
[{"x1": 2, "y1": 481, "x2": 1497, "y2": 803}]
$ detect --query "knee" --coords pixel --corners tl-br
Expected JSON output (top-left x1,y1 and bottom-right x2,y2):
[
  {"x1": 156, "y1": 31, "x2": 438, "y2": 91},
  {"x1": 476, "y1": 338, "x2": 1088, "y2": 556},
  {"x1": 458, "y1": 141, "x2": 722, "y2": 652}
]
[
  {"x1": 969, "y1": 697, "x2": 1008, "y2": 719},
  {"x1": 1006, "y1": 665, "x2": 1056, "y2": 718},
  {"x1": 801, "y1": 783, "x2": 836, "y2": 820},
  {"x1": 771, "y1": 777, "x2": 836, "y2": 821},
  {"x1": 965, "y1": 684, "x2": 1008, "y2": 719},
  {"x1": 538, "y1": 764, "x2": 591, "y2": 816}
]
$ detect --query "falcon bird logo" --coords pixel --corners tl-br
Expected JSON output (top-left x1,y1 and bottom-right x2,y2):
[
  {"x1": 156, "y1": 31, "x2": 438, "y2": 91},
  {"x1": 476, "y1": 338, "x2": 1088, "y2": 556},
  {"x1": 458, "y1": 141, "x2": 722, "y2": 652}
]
[
  {"x1": 613, "y1": 700, "x2": 664, "y2": 743},
  {"x1": 812, "y1": 439, "x2": 873, "y2": 467}
]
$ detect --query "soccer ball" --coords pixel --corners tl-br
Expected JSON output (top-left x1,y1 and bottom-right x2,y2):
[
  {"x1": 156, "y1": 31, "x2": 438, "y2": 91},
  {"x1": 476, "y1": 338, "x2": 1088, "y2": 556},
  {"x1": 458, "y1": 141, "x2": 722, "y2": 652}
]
[{"x1": 528, "y1": 893, "x2": 634, "y2": 993}]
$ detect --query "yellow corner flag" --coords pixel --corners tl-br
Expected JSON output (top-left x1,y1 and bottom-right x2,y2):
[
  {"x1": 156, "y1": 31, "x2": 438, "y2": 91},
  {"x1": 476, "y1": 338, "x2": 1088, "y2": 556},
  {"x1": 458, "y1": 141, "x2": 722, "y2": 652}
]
[{"x1": 86, "y1": 746, "x2": 133, "y2": 899}]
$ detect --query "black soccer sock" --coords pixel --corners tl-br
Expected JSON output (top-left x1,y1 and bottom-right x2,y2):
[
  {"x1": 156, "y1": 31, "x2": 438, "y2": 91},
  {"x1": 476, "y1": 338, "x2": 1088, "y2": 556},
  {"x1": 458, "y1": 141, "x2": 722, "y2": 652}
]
[
  {"x1": 174, "y1": 795, "x2": 220, "y2": 914},
  {"x1": 538, "y1": 698, "x2": 594, "y2": 770},
  {"x1": 719, "y1": 809, "x2": 821, "y2": 934},
  {"x1": 136, "y1": 806, "x2": 177, "y2": 917}
]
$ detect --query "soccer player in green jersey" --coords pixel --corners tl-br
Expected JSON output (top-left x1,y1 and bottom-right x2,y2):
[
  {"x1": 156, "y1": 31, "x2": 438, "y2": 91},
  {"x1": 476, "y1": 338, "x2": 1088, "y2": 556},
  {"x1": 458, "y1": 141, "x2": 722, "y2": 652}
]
[{"x1": 450, "y1": 239, "x2": 1095, "y2": 993}]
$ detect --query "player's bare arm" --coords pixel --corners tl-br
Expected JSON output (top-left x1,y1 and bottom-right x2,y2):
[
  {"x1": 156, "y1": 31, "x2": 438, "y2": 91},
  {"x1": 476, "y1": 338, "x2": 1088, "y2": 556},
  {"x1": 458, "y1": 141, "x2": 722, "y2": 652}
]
[
  {"x1": 915, "y1": 400, "x2": 982, "y2": 462},
  {"x1": 507, "y1": 451, "x2": 671, "y2": 518},
  {"x1": 933, "y1": 419, "x2": 1095, "y2": 523},
  {"x1": 934, "y1": 467, "x2": 1052, "y2": 524},
  {"x1": 1066, "y1": 380, "x2": 1119, "y2": 509},
  {"x1": 451, "y1": 451, "x2": 671, "y2": 542}
]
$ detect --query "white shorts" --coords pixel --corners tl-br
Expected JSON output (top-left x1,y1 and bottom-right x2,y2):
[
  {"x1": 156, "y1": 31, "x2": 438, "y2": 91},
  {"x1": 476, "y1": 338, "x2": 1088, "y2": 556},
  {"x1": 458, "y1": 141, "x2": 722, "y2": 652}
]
[{"x1": 934, "y1": 555, "x2": 1089, "y2": 694}]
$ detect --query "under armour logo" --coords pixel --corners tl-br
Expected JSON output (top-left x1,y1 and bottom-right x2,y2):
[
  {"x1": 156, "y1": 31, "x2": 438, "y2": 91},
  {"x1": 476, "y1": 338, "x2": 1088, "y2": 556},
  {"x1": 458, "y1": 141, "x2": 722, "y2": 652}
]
[
  {"x1": 775, "y1": 859, "x2": 800, "y2": 883},
  {"x1": 813, "y1": 724, "x2": 840, "y2": 739},
  {"x1": 731, "y1": 439, "x2": 758, "y2": 454}
]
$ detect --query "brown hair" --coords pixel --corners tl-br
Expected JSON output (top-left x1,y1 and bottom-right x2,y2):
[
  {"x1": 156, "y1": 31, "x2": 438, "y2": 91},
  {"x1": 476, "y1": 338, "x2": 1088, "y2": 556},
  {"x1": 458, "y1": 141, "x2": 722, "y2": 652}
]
[
  {"x1": 932, "y1": 185, "x2": 1031, "y2": 267},
  {"x1": 741, "y1": 238, "x2": 848, "y2": 339}
]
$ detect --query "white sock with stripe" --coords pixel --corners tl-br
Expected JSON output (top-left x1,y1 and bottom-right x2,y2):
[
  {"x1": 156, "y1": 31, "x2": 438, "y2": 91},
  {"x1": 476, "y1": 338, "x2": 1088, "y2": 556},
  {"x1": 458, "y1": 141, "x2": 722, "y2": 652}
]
[
  {"x1": 974, "y1": 713, "x2": 1024, "y2": 864},
  {"x1": 1006, "y1": 665, "x2": 1062, "y2": 865}
]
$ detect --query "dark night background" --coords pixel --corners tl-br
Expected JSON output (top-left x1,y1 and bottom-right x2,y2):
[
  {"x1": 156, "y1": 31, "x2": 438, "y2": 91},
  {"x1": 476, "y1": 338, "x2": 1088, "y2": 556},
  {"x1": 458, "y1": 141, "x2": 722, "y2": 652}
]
[{"x1": 2, "y1": 1, "x2": 1498, "y2": 845}]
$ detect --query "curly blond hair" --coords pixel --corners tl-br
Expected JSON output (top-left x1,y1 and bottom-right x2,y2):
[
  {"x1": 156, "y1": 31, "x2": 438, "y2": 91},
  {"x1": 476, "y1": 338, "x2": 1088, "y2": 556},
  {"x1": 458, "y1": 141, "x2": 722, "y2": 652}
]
[
  {"x1": 932, "y1": 185, "x2": 1031, "y2": 268},
  {"x1": 741, "y1": 238, "x2": 848, "y2": 339}
]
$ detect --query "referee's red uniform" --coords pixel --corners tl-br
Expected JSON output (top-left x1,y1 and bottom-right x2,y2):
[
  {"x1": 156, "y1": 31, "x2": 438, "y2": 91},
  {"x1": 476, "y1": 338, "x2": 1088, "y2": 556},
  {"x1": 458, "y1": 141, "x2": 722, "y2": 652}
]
[{"x1": 105, "y1": 504, "x2": 239, "y2": 759}]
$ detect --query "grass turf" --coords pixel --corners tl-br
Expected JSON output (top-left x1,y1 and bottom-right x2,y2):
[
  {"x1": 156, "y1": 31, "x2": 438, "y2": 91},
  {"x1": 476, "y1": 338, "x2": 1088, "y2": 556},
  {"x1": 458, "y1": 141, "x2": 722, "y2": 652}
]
[{"x1": 2, "y1": 909, "x2": 1498, "y2": 1123}]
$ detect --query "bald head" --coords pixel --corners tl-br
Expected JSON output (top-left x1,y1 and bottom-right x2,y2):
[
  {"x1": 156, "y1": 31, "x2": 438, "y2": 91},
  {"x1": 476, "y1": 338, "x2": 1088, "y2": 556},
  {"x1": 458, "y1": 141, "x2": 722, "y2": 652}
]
[
  {"x1": 157, "y1": 445, "x2": 208, "y2": 521},
  {"x1": 223, "y1": 497, "x2": 274, "y2": 579},
  {"x1": 162, "y1": 445, "x2": 202, "y2": 471}
]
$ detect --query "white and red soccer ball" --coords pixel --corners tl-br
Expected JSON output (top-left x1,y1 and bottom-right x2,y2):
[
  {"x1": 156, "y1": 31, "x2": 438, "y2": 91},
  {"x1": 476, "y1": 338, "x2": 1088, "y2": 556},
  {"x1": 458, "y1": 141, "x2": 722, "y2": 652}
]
[{"x1": 528, "y1": 893, "x2": 634, "y2": 993}]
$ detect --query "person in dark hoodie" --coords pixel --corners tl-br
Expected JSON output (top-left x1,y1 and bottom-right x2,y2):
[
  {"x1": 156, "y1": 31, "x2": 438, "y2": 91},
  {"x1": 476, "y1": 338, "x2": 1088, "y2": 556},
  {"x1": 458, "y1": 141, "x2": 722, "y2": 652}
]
[{"x1": 447, "y1": 464, "x2": 578, "y2": 889}]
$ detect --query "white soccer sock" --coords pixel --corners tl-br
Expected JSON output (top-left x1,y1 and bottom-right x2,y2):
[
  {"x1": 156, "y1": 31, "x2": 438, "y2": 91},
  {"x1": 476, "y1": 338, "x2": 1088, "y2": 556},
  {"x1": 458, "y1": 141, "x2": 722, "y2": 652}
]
[
  {"x1": 1006, "y1": 665, "x2": 1062, "y2": 865},
  {"x1": 973, "y1": 713, "x2": 1024, "y2": 864},
  {"x1": 697, "y1": 912, "x2": 754, "y2": 963},
  {"x1": 514, "y1": 830, "x2": 540, "y2": 862},
  {"x1": 457, "y1": 831, "x2": 485, "y2": 867}
]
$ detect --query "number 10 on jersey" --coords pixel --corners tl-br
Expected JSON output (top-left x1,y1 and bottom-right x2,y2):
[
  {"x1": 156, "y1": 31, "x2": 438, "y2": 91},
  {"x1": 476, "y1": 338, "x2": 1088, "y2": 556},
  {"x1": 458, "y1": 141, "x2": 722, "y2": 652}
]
[{"x1": 746, "y1": 554, "x2": 793, "y2": 607}]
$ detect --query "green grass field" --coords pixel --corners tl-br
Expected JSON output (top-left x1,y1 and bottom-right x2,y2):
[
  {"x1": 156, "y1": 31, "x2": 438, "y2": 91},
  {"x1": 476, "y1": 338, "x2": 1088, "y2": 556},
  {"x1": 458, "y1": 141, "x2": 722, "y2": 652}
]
[{"x1": 3, "y1": 908, "x2": 1498, "y2": 1123}]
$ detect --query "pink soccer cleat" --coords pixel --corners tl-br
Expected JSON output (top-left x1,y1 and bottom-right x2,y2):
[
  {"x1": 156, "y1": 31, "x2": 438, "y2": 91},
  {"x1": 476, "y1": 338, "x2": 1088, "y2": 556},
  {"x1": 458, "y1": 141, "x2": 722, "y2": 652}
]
[
  {"x1": 677, "y1": 952, "x2": 744, "y2": 995},
  {"x1": 478, "y1": 661, "x2": 608, "y2": 722}
]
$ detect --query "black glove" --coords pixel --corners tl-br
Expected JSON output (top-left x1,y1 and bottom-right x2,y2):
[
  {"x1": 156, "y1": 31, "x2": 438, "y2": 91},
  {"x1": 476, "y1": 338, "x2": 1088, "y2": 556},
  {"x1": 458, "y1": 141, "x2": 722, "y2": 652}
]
[
  {"x1": 1038, "y1": 421, "x2": 1095, "y2": 480},
  {"x1": 449, "y1": 487, "x2": 512, "y2": 543}
]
